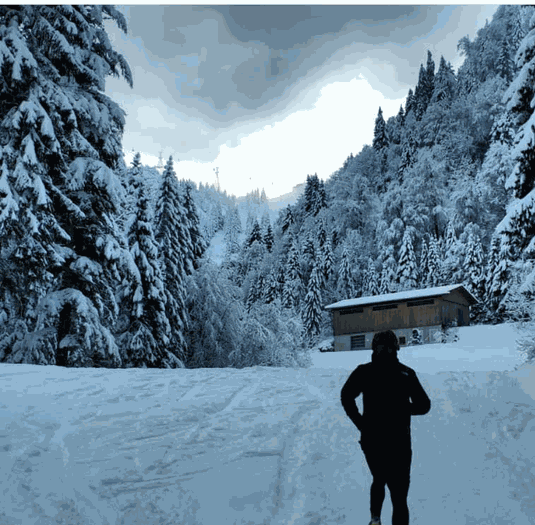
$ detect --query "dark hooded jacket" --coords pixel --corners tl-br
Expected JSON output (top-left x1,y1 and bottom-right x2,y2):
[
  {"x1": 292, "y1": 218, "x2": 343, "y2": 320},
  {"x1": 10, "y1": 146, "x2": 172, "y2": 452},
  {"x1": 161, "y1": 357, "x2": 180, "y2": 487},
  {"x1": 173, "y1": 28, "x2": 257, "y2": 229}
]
[{"x1": 340, "y1": 352, "x2": 431, "y2": 447}]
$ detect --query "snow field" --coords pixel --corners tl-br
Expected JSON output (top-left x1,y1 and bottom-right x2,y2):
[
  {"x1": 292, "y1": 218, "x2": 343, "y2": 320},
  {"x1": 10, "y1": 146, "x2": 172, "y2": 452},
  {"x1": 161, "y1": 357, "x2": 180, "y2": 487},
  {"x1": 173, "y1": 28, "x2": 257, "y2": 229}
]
[{"x1": 0, "y1": 323, "x2": 533, "y2": 524}]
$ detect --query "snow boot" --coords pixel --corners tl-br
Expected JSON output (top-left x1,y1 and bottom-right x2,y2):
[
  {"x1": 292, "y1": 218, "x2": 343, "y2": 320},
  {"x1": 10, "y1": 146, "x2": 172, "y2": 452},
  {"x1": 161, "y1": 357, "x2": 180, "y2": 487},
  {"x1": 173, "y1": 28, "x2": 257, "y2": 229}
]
[{"x1": 368, "y1": 518, "x2": 381, "y2": 525}]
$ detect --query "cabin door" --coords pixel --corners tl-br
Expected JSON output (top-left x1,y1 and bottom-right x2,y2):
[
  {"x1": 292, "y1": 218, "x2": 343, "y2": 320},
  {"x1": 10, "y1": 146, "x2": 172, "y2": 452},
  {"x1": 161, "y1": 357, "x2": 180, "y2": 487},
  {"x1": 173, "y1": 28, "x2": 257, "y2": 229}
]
[{"x1": 457, "y1": 308, "x2": 465, "y2": 327}]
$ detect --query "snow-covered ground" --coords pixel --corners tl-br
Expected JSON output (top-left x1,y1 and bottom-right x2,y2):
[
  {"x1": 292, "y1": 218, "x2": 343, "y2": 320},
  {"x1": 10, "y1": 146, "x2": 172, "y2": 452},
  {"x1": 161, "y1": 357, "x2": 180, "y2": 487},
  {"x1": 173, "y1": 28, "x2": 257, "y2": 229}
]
[{"x1": 1, "y1": 323, "x2": 534, "y2": 524}]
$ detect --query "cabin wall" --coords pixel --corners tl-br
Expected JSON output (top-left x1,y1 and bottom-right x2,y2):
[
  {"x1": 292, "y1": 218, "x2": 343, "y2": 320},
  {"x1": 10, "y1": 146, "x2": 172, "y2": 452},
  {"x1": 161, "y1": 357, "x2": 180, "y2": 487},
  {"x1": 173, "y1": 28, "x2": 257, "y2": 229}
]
[
  {"x1": 334, "y1": 325, "x2": 443, "y2": 351},
  {"x1": 333, "y1": 299, "x2": 443, "y2": 335},
  {"x1": 330, "y1": 290, "x2": 473, "y2": 351}
]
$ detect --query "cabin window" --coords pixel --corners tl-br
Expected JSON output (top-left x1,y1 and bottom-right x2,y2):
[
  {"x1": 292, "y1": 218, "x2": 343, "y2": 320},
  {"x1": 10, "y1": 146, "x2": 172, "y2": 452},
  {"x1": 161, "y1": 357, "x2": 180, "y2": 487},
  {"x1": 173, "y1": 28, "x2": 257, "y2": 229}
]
[
  {"x1": 407, "y1": 299, "x2": 435, "y2": 307},
  {"x1": 399, "y1": 336, "x2": 406, "y2": 345},
  {"x1": 372, "y1": 303, "x2": 398, "y2": 311},
  {"x1": 350, "y1": 334, "x2": 365, "y2": 349},
  {"x1": 340, "y1": 307, "x2": 364, "y2": 315}
]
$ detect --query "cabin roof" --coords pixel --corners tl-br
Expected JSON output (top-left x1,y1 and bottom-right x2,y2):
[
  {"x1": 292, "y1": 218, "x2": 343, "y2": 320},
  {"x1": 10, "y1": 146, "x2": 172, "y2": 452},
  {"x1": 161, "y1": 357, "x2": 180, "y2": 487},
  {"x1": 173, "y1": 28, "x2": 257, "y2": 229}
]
[{"x1": 325, "y1": 284, "x2": 478, "y2": 310}]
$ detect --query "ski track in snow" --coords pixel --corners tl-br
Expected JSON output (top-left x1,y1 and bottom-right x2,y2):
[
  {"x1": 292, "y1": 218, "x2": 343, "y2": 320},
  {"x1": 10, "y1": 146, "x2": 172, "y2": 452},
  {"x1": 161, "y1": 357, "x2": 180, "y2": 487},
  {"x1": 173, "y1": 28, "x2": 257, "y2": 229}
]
[{"x1": 0, "y1": 324, "x2": 533, "y2": 524}]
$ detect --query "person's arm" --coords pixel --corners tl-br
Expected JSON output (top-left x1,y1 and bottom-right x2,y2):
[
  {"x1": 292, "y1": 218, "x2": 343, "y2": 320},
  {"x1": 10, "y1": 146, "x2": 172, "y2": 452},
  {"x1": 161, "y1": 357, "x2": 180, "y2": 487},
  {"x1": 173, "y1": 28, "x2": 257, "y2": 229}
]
[
  {"x1": 340, "y1": 367, "x2": 364, "y2": 430},
  {"x1": 408, "y1": 370, "x2": 431, "y2": 415}
]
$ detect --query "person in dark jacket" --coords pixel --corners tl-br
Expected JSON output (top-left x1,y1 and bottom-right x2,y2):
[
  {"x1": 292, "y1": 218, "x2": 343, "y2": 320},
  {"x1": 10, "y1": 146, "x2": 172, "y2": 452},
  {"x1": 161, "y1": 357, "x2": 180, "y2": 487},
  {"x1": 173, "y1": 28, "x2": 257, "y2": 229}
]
[{"x1": 340, "y1": 330, "x2": 431, "y2": 525}]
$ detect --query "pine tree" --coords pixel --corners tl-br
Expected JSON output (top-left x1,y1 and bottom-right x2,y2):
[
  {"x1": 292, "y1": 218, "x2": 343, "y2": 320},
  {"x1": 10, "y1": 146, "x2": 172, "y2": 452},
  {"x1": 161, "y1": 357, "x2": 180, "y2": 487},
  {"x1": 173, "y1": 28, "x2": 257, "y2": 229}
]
[
  {"x1": 282, "y1": 239, "x2": 301, "y2": 309},
  {"x1": 419, "y1": 239, "x2": 429, "y2": 287},
  {"x1": 463, "y1": 233, "x2": 485, "y2": 300},
  {"x1": 154, "y1": 156, "x2": 190, "y2": 364},
  {"x1": 320, "y1": 235, "x2": 334, "y2": 285},
  {"x1": 264, "y1": 224, "x2": 274, "y2": 252},
  {"x1": 303, "y1": 233, "x2": 316, "y2": 262},
  {"x1": 181, "y1": 181, "x2": 207, "y2": 269},
  {"x1": 485, "y1": 235, "x2": 501, "y2": 307},
  {"x1": 337, "y1": 244, "x2": 354, "y2": 298},
  {"x1": 282, "y1": 205, "x2": 294, "y2": 233},
  {"x1": 121, "y1": 186, "x2": 180, "y2": 368},
  {"x1": 431, "y1": 56, "x2": 456, "y2": 105},
  {"x1": 246, "y1": 220, "x2": 263, "y2": 248},
  {"x1": 487, "y1": 236, "x2": 514, "y2": 316},
  {"x1": 426, "y1": 236, "x2": 441, "y2": 287},
  {"x1": 223, "y1": 206, "x2": 242, "y2": 257},
  {"x1": 497, "y1": 38, "x2": 513, "y2": 83},
  {"x1": 0, "y1": 5, "x2": 132, "y2": 366},
  {"x1": 302, "y1": 261, "x2": 322, "y2": 341},
  {"x1": 496, "y1": 11, "x2": 535, "y2": 285},
  {"x1": 397, "y1": 105, "x2": 405, "y2": 127},
  {"x1": 365, "y1": 258, "x2": 380, "y2": 296},
  {"x1": 414, "y1": 64, "x2": 427, "y2": 120},
  {"x1": 379, "y1": 246, "x2": 398, "y2": 294},
  {"x1": 373, "y1": 107, "x2": 389, "y2": 151},
  {"x1": 263, "y1": 271, "x2": 277, "y2": 304},
  {"x1": 405, "y1": 88, "x2": 416, "y2": 117},
  {"x1": 397, "y1": 229, "x2": 418, "y2": 291}
]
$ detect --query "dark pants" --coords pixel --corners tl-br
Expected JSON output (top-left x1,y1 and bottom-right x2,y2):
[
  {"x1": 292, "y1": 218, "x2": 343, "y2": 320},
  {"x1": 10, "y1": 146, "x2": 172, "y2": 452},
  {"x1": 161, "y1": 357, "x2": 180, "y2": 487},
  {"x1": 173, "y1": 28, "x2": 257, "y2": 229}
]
[{"x1": 360, "y1": 438, "x2": 412, "y2": 525}]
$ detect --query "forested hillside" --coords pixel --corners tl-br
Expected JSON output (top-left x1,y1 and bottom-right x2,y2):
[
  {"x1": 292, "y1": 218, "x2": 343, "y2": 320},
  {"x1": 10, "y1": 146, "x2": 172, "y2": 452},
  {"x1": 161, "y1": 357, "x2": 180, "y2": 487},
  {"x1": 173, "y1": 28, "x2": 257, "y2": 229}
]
[
  {"x1": 235, "y1": 5, "x2": 535, "y2": 357},
  {"x1": 1, "y1": 5, "x2": 534, "y2": 369}
]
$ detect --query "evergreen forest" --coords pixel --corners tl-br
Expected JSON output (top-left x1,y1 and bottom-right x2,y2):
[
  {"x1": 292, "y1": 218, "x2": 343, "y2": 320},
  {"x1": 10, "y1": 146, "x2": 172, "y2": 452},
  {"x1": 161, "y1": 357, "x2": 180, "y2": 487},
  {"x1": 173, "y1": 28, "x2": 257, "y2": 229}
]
[{"x1": 1, "y1": 5, "x2": 535, "y2": 369}]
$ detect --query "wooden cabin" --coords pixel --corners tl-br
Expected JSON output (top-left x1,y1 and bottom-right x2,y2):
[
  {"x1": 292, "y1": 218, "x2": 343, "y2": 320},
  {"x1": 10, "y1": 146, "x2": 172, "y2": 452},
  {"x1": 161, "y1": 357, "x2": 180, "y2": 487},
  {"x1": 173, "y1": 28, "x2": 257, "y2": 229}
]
[{"x1": 325, "y1": 284, "x2": 478, "y2": 351}]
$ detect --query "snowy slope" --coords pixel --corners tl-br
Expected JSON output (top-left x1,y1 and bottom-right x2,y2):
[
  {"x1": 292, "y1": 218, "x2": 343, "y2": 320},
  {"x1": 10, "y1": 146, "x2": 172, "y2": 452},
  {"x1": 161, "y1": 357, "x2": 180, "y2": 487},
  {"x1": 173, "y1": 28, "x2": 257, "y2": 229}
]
[{"x1": 0, "y1": 323, "x2": 534, "y2": 525}]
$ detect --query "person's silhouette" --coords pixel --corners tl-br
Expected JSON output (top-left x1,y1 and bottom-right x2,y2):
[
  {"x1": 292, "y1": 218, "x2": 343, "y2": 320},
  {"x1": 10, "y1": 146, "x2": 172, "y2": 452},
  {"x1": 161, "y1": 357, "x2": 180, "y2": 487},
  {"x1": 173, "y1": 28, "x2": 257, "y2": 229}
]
[{"x1": 341, "y1": 330, "x2": 431, "y2": 525}]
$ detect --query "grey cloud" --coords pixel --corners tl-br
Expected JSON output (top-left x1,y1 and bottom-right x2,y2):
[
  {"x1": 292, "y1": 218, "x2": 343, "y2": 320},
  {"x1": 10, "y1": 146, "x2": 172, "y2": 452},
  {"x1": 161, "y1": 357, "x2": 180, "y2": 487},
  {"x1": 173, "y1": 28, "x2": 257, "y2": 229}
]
[{"x1": 107, "y1": 5, "x2": 497, "y2": 162}]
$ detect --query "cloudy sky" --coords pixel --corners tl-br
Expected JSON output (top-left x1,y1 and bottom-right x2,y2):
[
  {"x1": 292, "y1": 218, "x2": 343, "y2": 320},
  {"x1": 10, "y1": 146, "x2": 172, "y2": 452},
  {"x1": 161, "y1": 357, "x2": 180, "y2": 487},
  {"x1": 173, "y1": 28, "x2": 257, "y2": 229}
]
[{"x1": 104, "y1": 5, "x2": 498, "y2": 198}]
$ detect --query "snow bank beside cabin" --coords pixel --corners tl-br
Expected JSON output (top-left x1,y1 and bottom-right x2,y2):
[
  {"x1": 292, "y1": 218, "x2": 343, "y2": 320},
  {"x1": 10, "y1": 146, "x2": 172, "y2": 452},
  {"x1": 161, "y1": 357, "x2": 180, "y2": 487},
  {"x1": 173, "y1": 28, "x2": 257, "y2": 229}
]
[{"x1": 312, "y1": 323, "x2": 525, "y2": 374}]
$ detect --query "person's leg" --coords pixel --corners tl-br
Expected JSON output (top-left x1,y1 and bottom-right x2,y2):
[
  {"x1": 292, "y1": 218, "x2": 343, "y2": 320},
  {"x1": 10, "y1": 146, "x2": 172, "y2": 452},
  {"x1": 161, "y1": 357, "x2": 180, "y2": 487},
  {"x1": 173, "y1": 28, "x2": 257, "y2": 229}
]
[
  {"x1": 370, "y1": 476, "x2": 386, "y2": 520},
  {"x1": 389, "y1": 477, "x2": 409, "y2": 525},
  {"x1": 387, "y1": 448, "x2": 412, "y2": 525},
  {"x1": 361, "y1": 440, "x2": 387, "y2": 522}
]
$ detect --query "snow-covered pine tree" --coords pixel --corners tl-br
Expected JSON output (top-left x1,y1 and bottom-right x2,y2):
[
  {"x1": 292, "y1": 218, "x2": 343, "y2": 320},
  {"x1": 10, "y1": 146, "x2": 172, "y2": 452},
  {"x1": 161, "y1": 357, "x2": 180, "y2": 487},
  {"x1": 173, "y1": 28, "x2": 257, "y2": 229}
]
[
  {"x1": 120, "y1": 152, "x2": 143, "y2": 230},
  {"x1": 419, "y1": 238, "x2": 429, "y2": 287},
  {"x1": 373, "y1": 107, "x2": 389, "y2": 151},
  {"x1": 303, "y1": 232, "x2": 316, "y2": 262},
  {"x1": 320, "y1": 234, "x2": 334, "y2": 285},
  {"x1": 282, "y1": 239, "x2": 302, "y2": 309},
  {"x1": 426, "y1": 236, "x2": 441, "y2": 287},
  {"x1": 397, "y1": 104, "x2": 405, "y2": 127},
  {"x1": 302, "y1": 261, "x2": 322, "y2": 342},
  {"x1": 337, "y1": 244, "x2": 354, "y2": 299},
  {"x1": 154, "y1": 156, "x2": 190, "y2": 364},
  {"x1": 379, "y1": 246, "x2": 398, "y2": 295},
  {"x1": 0, "y1": 5, "x2": 132, "y2": 367},
  {"x1": 120, "y1": 184, "x2": 181, "y2": 368},
  {"x1": 223, "y1": 205, "x2": 242, "y2": 259},
  {"x1": 463, "y1": 232, "x2": 485, "y2": 300},
  {"x1": 414, "y1": 64, "x2": 427, "y2": 120},
  {"x1": 181, "y1": 181, "x2": 207, "y2": 269},
  {"x1": 487, "y1": 236, "x2": 514, "y2": 318},
  {"x1": 282, "y1": 205, "x2": 294, "y2": 233},
  {"x1": 396, "y1": 228, "x2": 418, "y2": 291},
  {"x1": 485, "y1": 235, "x2": 501, "y2": 307},
  {"x1": 264, "y1": 223, "x2": 274, "y2": 252},
  {"x1": 246, "y1": 219, "x2": 263, "y2": 248},
  {"x1": 318, "y1": 220, "x2": 327, "y2": 248},
  {"x1": 495, "y1": 11, "x2": 535, "y2": 292},
  {"x1": 423, "y1": 50, "x2": 436, "y2": 107},
  {"x1": 430, "y1": 56, "x2": 456, "y2": 105},
  {"x1": 405, "y1": 88, "x2": 416, "y2": 118},
  {"x1": 263, "y1": 271, "x2": 277, "y2": 304},
  {"x1": 368, "y1": 259, "x2": 380, "y2": 296},
  {"x1": 303, "y1": 173, "x2": 326, "y2": 217},
  {"x1": 246, "y1": 273, "x2": 264, "y2": 312}
]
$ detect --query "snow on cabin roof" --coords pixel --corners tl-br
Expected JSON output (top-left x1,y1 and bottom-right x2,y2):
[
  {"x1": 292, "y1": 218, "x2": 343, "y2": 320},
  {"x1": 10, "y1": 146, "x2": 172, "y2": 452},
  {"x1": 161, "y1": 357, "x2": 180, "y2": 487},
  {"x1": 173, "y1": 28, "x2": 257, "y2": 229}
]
[{"x1": 325, "y1": 284, "x2": 478, "y2": 310}]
